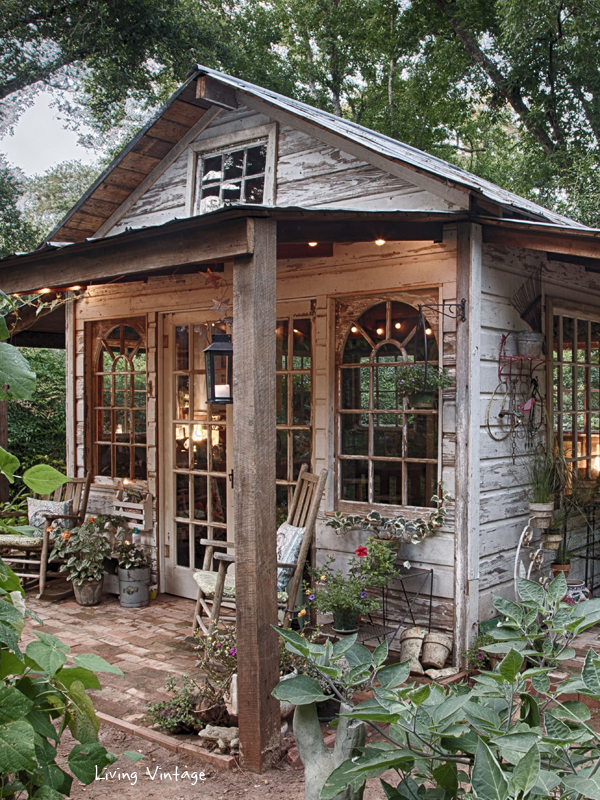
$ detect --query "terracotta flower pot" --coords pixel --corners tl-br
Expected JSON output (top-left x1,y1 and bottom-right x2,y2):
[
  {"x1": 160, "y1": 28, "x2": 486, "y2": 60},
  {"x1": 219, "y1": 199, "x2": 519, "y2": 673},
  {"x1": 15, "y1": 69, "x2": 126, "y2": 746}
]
[
  {"x1": 551, "y1": 563, "x2": 571, "y2": 579},
  {"x1": 422, "y1": 632, "x2": 453, "y2": 669},
  {"x1": 399, "y1": 627, "x2": 426, "y2": 675}
]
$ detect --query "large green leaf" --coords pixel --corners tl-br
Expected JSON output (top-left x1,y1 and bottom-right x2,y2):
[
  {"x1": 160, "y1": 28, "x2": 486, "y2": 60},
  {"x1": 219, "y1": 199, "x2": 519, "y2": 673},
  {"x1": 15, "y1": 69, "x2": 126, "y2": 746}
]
[
  {"x1": 345, "y1": 641, "x2": 373, "y2": 667},
  {"x1": 0, "y1": 719, "x2": 36, "y2": 771},
  {"x1": 0, "y1": 621, "x2": 23, "y2": 660},
  {"x1": 272, "y1": 674, "x2": 328, "y2": 705},
  {"x1": 582, "y1": 649, "x2": 600, "y2": 695},
  {"x1": 498, "y1": 649, "x2": 524, "y2": 683},
  {"x1": 377, "y1": 661, "x2": 410, "y2": 689},
  {"x1": 547, "y1": 572, "x2": 568, "y2": 602},
  {"x1": 0, "y1": 600, "x2": 25, "y2": 626},
  {"x1": 432, "y1": 761, "x2": 458, "y2": 797},
  {"x1": 508, "y1": 743, "x2": 540, "y2": 796},
  {"x1": 27, "y1": 708, "x2": 60, "y2": 741},
  {"x1": 531, "y1": 770, "x2": 560, "y2": 796},
  {"x1": 372, "y1": 639, "x2": 389, "y2": 667},
  {"x1": 22, "y1": 465, "x2": 69, "y2": 495},
  {"x1": 321, "y1": 758, "x2": 372, "y2": 799},
  {"x1": 73, "y1": 654, "x2": 124, "y2": 675},
  {"x1": 272, "y1": 625, "x2": 311, "y2": 657},
  {"x1": 0, "y1": 343, "x2": 36, "y2": 400},
  {"x1": 0, "y1": 317, "x2": 10, "y2": 342},
  {"x1": 550, "y1": 700, "x2": 591, "y2": 723},
  {"x1": 562, "y1": 774, "x2": 600, "y2": 800},
  {"x1": 332, "y1": 633, "x2": 358, "y2": 659},
  {"x1": 472, "y1": 739, "x2": 508, "y2": 800},
  {"x1": 0, "y1": 447, "x2": 19, "y2": 484},
  {"x1": 56, "y1": 667, "x2": 102, "y2": 691},
  {"x1": 515, "y1": 578, "x2": 546, "y2": 607},
  {"x1": 0, "y1": 649, "x2": 25, "y2": 679},
  {"x1": 26, "y1": 640, "x2": 68, "y2": 677},
  {"x1": 493, "y1": 596, "x2": 524, "y2": 623},
  {"x1": 66, "y1": 681, "x2": 101, "y2": 744},
  {"x1": 0, "y1": 686, "x2": 32, "y2": 723},
  {"x1": 32, "y1": 787, "x2": 63, "y2": 800},
  {"x1": 68, "y1": 743, "x2": 118, "y2": 784}
]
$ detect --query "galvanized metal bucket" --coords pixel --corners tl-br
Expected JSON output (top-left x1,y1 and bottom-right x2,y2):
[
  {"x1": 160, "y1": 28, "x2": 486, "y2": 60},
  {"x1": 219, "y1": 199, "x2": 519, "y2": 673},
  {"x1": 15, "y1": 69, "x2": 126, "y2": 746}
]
[{"x1": 118, "y1": 567, "x2": 150, "y2": 608}]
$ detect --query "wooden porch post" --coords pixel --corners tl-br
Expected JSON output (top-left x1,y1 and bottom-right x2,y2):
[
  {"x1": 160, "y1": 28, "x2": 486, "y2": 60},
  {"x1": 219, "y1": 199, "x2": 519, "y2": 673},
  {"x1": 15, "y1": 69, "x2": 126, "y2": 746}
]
[
  {"x1": 454, "y1": 222, "x2": 482, "y2": 664},
  {"x1": 233, "y1": 217, "x2": 280, "y2": 772}
]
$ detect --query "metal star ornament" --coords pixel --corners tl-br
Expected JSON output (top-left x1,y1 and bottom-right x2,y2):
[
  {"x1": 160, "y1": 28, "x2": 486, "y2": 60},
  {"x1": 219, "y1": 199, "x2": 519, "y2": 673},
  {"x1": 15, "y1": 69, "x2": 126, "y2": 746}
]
[
  {"x1": 211, "y1": 298, "x2": 232, "y2": 317},
  {"x1": 203, "y1": 268, "x2": 222, "y2": 288}
]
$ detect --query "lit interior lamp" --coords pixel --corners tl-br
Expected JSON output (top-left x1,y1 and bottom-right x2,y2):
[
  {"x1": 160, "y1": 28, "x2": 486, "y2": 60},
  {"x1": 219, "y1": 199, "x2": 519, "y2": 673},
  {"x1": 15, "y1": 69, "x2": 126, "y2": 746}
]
[
  {"x1": 351, "y1": 326, "x2": 358, "y2": 333},
  {"x1": 308, "y1": 242, "x2": 318, "y2": 247},
  {"x1": 376, "y1": 327, "x2": 385, "y2": 336},
  {"x1": 68, "y1": 285, "x2": 82, "y2": 291},
  {"x1": 211, "y1": 428, "x2": 220, "y2": 446},
  {"x1": 115, "y1": 424, "x2": 123, "y2": 434},
  {"x1": 425, "y1": 327, "x2": 433, "y2": 336},
  {"x1": 594, "y1": 456, "x2": 600, "y2": 474},
  {"x1": 375, "y1": 239, "x2": 386, "y2": 246},
  {"x1": 395, "y1": 322, "x2": 402, "y2": 330},
  {"x1": 204, "y1": 333, "x2": 233, "y2": 404},
  {"x1": 123, "y1": 478, "x2": 131, "y2": 487},
  {"x1": 293, "y1": 328, "x2": 300, "y2": 334},
  {"x1": 39, "y1": 288, "x2": 52, "y2": 294},
  {"x1": 192, "y1": 425, "x2": 206, "y2": 442}
]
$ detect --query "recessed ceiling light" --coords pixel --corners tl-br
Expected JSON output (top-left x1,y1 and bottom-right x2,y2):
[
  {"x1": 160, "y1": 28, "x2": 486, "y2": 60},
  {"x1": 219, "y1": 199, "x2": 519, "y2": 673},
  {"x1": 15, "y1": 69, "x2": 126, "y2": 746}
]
[
  {"x1": 308, "y1": 242, "x2": 318, "y2": 247},
  {"x1": 375, "y1": 239, "x2": 386, "y2": 246}
]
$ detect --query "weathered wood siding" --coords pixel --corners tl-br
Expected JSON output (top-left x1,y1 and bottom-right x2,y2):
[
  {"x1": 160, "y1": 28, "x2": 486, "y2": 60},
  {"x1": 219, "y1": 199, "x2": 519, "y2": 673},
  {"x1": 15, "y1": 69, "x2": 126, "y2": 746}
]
[
  {"x1": 478, "y1": 242, "x2": 600, "y2": 619},
  {"x1": 111, "y1": 106, "x2": 460, "y2": 235}
]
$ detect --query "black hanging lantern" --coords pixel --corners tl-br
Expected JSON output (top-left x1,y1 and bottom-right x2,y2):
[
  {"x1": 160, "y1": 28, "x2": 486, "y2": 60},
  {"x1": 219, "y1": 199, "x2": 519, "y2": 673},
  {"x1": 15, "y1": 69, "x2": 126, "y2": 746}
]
[{"x1": 204, "y1": 332, "x2": 233, "y2": 404}]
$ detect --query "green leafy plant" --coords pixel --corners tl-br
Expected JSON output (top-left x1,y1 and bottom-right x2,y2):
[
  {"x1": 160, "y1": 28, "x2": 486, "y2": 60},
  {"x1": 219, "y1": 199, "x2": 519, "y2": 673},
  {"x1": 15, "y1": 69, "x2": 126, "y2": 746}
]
[
  {"x1": 113, "y1": 535, "x2": 152, "y2": 571},
  {"x1": 326, "y1": 487, "x2": 450, "y2": 549},
  {"x1": 525, "y1": 448, "x2": 560, "y2": 504},
  {"x1": 395, "y1": 364, "x2": 453, "y2": 395},
  {"x1": 145, "y1": 675, "x2": 213, "y2": 733},
  {"x1": 0, "y1": 556, "x2": 144, "y2": 796},
  {"x1": 50, "y1": 517, "x2": 112, "y2": 584},
  {"x1": 303, "y1": 537, "x2": 397, "y2": 618},
  {"x1": 462, "y1": 628, "x2": 494, "y2": 672},
  {"x1": 273, "y1": 574, "x2": 600, "y2": 800},
  {"x1": 195, "y1": 626, "x2": 238, "y2": 693}
]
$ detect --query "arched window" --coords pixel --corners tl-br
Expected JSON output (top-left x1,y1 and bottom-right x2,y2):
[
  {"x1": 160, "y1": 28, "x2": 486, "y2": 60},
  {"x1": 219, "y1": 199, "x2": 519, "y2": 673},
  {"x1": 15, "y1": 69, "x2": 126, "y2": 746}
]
[
  {"x1": 337, "y1": 300, "x2": 439, "y2": 508},
  {"x1": 92, "y1": 319, "x2": 147, "y2": 481}
]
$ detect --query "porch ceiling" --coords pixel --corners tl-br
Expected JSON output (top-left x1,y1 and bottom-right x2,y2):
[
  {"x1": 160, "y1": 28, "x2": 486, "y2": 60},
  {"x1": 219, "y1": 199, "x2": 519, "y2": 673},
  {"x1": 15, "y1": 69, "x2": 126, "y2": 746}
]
[{"x1": 0, "y1": 206, "x2": 467, "y2": 295}]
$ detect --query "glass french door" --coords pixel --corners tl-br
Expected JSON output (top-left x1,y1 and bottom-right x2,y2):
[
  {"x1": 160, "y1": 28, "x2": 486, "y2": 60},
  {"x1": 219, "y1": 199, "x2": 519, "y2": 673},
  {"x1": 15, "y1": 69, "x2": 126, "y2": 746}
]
[{"x1": 162, "y1": 313, "x2": 233, "y2": 598}]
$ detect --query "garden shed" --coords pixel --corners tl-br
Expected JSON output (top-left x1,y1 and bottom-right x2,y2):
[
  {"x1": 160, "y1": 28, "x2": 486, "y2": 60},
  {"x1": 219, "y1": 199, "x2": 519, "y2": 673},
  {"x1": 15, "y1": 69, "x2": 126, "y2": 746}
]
[{"x1": 3, "y1": 66, "x2": 600, "y2": 770}]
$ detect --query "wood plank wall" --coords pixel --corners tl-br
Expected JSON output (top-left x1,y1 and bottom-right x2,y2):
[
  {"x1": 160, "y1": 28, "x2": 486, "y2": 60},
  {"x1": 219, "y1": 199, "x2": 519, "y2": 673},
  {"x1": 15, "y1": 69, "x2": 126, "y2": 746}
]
[
  {"x1": 110, "y1": 106, "x2": 453, "y2": 235},
  {"x1": 478, "y1": 243, "x2": 600, "y2": 620}
]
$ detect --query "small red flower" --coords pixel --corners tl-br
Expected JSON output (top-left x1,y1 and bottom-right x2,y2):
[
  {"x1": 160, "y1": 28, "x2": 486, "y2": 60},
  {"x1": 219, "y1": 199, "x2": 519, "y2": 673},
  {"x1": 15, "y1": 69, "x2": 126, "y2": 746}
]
[{"x1": 355, "y1": 546, "x2": 368, "y2": 557}]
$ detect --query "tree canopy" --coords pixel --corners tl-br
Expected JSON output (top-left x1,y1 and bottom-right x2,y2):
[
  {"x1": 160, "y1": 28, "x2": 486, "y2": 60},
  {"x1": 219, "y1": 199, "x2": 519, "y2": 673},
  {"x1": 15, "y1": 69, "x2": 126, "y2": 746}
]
[{"x1": 2, "y1": 0, "x2": 600, "y2": 228}]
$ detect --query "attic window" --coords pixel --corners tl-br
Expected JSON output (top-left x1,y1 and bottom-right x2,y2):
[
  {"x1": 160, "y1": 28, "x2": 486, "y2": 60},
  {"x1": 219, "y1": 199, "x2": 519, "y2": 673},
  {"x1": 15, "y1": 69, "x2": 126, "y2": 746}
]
[{"x1": 195, "y1": 141, "x2": 267, "y2": 214}]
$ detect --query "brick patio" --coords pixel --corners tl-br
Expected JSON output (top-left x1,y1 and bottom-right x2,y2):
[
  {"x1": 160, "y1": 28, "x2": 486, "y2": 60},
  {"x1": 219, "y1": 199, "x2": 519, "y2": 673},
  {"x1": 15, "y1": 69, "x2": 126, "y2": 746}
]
[{"x1": 23, "y1": 592, "x2": 199, "y2": 725}]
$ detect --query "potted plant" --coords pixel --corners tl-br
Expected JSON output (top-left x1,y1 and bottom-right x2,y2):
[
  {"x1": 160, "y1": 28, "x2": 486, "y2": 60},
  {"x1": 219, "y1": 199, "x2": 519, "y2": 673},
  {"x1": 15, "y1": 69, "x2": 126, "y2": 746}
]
[
  {"x1": 50, "y1": 516, "x2": 112, "y2": 605},
  {"x1": 304, "y1": 538, "x2": 397, "y2": 634},
  {"x1": 526, "y1": 449, "x2": 558, "y2": 529},
  {"x1": 551, "y1": 534, "x2": 573, "y2": 579},
  {"x1": 395, "y1": 364, "x2": 453, "y2": 408},
  {"x1": 541, "y1": 509, "x2": 566, "y2": 551},
  {"x1": 114, "y1": 533, "x2": 153, "y2": 607}
]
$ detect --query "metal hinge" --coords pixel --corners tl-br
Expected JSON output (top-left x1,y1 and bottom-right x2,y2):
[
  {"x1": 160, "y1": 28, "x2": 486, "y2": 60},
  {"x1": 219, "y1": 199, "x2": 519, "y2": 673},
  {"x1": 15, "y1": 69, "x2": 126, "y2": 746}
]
[{"x1": 163, "y1": 334, "x2": 169, "y2": 348}]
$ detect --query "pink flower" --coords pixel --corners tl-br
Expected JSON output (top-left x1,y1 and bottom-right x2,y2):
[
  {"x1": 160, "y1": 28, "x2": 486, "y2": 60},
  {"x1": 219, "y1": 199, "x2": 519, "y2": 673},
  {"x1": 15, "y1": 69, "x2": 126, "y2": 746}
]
[{"x1": 355, "y1": 546, "x2": 368, "y2": 557}]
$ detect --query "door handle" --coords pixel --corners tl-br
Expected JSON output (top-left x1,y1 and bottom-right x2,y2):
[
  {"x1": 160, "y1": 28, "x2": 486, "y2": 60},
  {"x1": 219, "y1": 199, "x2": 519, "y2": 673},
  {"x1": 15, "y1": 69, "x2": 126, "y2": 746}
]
[{"x1": 228, "y1": 469, "x2": 234, "y2": 489}]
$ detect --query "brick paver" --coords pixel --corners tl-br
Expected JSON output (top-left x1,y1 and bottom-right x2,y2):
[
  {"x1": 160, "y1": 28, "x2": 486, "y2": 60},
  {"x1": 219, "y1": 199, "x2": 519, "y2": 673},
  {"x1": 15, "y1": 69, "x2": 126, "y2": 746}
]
[{"x1": 23, "y1": 592, "x2": 199, "y2": 724}]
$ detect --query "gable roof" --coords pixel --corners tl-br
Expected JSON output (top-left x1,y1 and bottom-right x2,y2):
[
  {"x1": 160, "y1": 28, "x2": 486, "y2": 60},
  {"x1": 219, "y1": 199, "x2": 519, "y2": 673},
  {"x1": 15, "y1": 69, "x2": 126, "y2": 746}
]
[{"x1": 47, "y1": 66, "x2": 588, "y2": 243}]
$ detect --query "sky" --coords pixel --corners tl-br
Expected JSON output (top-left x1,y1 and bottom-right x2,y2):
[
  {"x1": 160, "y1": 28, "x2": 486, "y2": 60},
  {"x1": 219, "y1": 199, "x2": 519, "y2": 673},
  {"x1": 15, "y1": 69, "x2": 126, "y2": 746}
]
[{"x1": 0, "y1": 92, "x2": 98, "y2": 176}]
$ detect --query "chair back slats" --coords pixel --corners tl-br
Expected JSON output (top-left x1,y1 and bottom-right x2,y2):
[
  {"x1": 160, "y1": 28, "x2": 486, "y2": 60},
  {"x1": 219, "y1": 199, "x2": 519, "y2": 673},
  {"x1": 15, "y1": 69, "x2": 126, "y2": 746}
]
[
  {"x1": 288, "y1": 469, "x2": 321, "y2": 528},
  {"x1": 35, "y1": 472, "x2": 93, "y2": 526}
]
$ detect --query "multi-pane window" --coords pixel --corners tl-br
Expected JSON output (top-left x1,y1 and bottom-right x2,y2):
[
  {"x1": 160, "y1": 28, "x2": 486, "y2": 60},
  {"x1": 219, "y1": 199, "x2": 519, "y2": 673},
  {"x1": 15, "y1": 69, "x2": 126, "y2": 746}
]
[
  {"x1": 195, "y1": 142, "x2": 267, "y2": 214},
  {"x1": 276, "y1": 318, "x2": 312, "y2": 525},
  {"x1": 172, "y1": 323, "x2": 228, "y2": 569},
  {"x1": 92, "y1": 320, "x2": 147, "y2": 481},
  {"x1": 337, "y1": 300, "x2": 439, "y2": 508},
  {"x1": 552, "y1": 310, "x2": 600, "y2": 479}
]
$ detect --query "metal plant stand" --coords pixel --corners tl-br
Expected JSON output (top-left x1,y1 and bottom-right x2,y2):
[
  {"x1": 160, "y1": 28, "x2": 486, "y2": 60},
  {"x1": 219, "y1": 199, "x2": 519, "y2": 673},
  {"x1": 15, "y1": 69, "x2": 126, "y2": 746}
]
[{"x1": 321, "y1": 566, "x2": 434, "y2": 646}]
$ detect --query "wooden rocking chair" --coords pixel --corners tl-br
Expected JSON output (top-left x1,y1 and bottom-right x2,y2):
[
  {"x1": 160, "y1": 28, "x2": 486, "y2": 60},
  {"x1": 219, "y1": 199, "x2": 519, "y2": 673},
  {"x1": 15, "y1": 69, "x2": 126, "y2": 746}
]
[
  {"x1": 192, "y1": 465, "x2": 328, "y2": 635},
  {"x1": 0, "y1": 472, "x2": 93, "y2": 598}
]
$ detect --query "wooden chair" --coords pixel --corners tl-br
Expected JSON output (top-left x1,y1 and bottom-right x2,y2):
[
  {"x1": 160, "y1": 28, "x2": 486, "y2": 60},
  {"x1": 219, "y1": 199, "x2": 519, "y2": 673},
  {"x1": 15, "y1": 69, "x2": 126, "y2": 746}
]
[
  {"x1": 192, "y1": 465, "x2": 328, "y2": 635},
  {"x1": 0, "y1": 472, "x2": 93, "y2": 598}
]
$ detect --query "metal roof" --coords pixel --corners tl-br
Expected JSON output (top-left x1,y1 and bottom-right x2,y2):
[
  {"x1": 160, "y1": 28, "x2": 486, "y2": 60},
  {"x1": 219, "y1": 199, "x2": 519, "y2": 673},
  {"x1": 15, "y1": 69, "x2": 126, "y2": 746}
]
[{"x1": 193, "y1": 65, "x2": 588, "y2": 229}]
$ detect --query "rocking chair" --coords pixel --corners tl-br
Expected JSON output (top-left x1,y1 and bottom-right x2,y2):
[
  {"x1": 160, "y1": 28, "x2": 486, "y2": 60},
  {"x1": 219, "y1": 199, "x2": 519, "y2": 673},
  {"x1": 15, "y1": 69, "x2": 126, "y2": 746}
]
[
  {"x1": 192, "y1": 464, "x2": 328, "y2": 634},
  {"x1": 0, "y1": 472, "x2": 93, "y2": 598}
]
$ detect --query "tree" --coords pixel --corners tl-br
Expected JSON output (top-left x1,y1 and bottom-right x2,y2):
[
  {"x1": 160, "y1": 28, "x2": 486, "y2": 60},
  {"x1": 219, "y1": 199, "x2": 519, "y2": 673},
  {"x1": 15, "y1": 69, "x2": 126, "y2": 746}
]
[
  {"x1": 0, "y1": 156, "x2": 39, "y2": 257},
  {"x1": 21, "y1": 160, "x2": 101, "y2": 239}
]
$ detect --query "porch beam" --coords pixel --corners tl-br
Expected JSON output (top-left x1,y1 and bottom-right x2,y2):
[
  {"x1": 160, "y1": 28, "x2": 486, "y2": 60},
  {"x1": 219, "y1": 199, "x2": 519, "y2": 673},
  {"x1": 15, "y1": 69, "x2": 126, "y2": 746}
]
[
  {"x1": 482, "y1": 224, "x2": 600, "y2": 260},
  {"x1": 0, "y1": 217, "x2": 251, "y2": 295},
  {"x1": 277, "y1": 220, "x2": 444, "y2": 243},
  {"x1": 233, "y1": 217, "x2": 280, "y2": 772}
]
